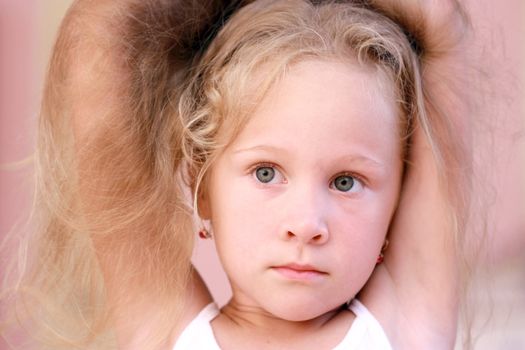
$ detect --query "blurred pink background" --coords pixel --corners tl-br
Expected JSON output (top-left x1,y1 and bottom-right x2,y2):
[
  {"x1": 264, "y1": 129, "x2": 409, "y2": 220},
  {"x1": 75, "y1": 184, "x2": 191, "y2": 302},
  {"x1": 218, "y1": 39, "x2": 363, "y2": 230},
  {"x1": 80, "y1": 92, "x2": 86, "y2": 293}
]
[{"x1": 1, "y1": 1, "x2": 523, "y2": 349}]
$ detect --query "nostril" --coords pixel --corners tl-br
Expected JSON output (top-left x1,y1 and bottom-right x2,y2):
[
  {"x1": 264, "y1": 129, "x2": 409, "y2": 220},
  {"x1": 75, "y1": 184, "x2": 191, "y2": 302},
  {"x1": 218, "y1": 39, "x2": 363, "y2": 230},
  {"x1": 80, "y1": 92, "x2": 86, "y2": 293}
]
[{"x1": 284, "y1": 230, "x2": 327, "y2": 243}]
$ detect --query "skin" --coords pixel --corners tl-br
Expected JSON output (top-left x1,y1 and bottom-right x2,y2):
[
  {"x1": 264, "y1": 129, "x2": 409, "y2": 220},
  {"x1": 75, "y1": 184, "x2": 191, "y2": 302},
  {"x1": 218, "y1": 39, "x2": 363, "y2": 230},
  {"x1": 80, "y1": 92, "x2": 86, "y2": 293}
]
[
  {"x1": 55, "y1": 1, "x2": 468, "y2": 348},
  {"x1": 199, "y1": 59, "x2": 403, "y2": 349}
]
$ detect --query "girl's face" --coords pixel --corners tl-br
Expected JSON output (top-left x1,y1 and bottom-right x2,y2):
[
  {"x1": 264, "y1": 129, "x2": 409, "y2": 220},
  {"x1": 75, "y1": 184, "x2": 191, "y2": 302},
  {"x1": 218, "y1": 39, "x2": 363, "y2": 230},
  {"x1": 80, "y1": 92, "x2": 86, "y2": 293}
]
[{"x1": 203, "y1": 59, "x2": 403, "y2": 321}]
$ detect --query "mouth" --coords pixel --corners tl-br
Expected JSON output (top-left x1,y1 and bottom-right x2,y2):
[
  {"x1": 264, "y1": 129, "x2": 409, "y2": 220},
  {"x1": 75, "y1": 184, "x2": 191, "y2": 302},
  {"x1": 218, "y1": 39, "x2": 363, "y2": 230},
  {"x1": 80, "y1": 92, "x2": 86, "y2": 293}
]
[{"x1": 271, "y1": 263, "x2": 328, "y2": 281}]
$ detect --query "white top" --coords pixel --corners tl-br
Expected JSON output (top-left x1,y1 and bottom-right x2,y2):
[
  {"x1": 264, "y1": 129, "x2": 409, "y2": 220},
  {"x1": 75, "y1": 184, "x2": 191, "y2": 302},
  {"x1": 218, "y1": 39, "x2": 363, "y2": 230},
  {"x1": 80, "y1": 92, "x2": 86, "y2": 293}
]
[{"x1": 173, "y1": 299, "x2": 392, "y2": 349}]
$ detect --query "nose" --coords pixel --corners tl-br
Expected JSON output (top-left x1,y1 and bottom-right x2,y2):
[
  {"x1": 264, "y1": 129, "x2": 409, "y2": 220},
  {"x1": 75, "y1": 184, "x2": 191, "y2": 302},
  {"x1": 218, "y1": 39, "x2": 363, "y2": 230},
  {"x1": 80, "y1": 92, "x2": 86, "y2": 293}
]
[
  {"x1": 283, "y1": 227, "x2": 329, "y2": 245},
  {"x1": 280, "y1": 186, "x2": 330, "y2": 245}
]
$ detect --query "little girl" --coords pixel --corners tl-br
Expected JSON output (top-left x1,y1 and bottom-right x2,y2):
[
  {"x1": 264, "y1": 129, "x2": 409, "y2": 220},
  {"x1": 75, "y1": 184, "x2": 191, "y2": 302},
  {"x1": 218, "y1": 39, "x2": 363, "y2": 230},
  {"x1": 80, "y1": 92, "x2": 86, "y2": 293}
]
[{"x1": 2, "y1": 0, "x2": 473, "y2": 349}]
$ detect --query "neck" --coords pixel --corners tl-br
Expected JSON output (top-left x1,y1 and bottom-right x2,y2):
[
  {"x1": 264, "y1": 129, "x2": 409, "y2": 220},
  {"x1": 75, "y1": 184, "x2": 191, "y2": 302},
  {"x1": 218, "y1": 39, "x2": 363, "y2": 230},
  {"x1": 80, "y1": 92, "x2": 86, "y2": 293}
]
[
  {"x1": 218, "y1": 298, "x2": 344, "y2": 336},
  {"x1": 211, "y1": 295, "x2": 356, "y2": 349}
]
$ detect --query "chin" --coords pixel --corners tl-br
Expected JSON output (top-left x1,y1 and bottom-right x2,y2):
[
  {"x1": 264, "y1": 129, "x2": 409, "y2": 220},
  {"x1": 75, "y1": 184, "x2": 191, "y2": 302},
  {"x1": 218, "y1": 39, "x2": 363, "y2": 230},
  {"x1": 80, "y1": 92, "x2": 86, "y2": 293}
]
[{"x1": 265, "y1": 298, "x2": 342, "y2": 322}]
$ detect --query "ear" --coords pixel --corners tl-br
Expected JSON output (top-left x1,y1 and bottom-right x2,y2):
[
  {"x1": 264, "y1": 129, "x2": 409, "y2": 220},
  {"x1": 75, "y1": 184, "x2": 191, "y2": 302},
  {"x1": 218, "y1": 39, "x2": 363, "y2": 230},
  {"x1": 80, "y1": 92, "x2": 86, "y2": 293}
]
[{"x1": 197, "y1": 187, "x2": 212, "y2": 220}]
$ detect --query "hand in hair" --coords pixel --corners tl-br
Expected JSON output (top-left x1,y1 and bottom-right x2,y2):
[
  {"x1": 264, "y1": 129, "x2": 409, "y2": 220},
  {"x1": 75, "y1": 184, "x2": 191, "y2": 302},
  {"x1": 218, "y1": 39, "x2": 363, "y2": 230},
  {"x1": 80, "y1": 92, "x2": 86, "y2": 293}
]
[{"x1": 368, "y1": 0, "x2": 469, "y2": 54}]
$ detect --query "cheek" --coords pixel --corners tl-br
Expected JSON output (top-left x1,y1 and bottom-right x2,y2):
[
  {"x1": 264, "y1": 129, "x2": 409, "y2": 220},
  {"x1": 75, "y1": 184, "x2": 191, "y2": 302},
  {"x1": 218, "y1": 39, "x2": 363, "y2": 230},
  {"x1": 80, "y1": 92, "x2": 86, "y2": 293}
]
[
  {"x1": 211, "y1": 184, "x2": 272, "y2": 231},
  {"x1": 334, "y1": 209, "x2": 386, "y2": 252},
  {"x1": 326, "y1": 215, "x2": 385, "y2": 299},
  {"x1": 208, "y1": 175, "x2": 275, "y2": 254},
  {"x1": 331, "y1": 186, "x2": 401, "y2": 262}
]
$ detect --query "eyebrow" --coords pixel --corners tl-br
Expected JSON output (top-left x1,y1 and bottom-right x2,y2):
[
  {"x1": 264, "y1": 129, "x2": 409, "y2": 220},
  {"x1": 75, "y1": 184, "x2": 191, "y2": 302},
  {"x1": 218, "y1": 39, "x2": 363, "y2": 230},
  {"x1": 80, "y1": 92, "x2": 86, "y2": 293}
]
[
  {"x1": 333, "y1": 154, "x2": 385, "y2": 168},
  {"x1": 232, "y1": 144, "x2": 386, "y2": 168},
  {"x1": 232, "y1": 144, "x2": 291, "y2": 156}
]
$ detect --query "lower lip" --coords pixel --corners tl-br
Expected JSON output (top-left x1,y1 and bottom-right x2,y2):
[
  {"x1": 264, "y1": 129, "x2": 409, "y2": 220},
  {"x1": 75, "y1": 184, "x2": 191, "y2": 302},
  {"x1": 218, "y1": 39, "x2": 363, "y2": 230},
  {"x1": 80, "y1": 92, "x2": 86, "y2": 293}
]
[{"x1": 272, "y1": 267, "x2": 327, "y2": 281}]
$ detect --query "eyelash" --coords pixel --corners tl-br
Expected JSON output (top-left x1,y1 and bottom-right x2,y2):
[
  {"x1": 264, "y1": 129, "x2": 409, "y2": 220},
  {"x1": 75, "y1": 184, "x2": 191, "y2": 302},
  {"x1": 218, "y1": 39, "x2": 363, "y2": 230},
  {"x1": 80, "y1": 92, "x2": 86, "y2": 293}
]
[
  {"x1": 248, "y1": 162, "x2": 277, "y2": 174},
  {"x1": 248, "y1": 162, "x2": 367, "y2": 190},
  {"x1": 329, "y1": 172, "x2": 366, "y2": 193},
  {"x1": 248, "y1": 162, "x2": 285, "y2": 182}
]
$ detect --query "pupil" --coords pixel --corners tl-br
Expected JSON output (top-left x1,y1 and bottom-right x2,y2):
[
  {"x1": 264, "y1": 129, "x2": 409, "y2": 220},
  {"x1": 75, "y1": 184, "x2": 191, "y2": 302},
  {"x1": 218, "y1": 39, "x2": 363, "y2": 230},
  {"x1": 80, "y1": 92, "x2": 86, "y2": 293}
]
[
  {"x1": 256, "y1": 167, "x2": 275, "y2": 183},
  {"x1": 335, "y1": 176, "x2": 354, "y2": 191}
]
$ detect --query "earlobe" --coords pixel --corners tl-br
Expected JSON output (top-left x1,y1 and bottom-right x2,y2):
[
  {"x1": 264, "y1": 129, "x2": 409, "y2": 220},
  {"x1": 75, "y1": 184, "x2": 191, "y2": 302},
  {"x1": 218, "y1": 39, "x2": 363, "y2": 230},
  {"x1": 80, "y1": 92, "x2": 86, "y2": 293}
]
[{"x1": 197, "y1": 190, "x2": 211, "y2": 220}]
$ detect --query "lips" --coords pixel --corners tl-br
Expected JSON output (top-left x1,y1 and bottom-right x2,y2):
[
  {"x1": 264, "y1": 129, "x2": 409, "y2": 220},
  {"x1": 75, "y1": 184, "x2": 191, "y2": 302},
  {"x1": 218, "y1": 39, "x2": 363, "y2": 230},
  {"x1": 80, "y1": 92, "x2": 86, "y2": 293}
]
[{"x1": 271, "y1": 263, "x2": 328, "y2": 281}]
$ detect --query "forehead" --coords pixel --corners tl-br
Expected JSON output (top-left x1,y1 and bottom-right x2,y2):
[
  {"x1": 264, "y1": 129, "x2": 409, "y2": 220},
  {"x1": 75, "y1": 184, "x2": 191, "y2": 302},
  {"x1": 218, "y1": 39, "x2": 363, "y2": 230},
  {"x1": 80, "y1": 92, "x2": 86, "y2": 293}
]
[{"x1": 226, "y1": 59, "x2": 400, "y2": 163}]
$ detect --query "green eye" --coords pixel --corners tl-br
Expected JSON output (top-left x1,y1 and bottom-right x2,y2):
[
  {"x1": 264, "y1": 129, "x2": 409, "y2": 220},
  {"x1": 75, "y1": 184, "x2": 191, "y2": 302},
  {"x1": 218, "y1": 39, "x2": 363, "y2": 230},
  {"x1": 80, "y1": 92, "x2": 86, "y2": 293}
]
[
  {"x1": 255, "y1": 167, "x2": 275, "y2": 183},
  {"x1": 333, "y1": 175, "x2": 355, "y2": 192}
]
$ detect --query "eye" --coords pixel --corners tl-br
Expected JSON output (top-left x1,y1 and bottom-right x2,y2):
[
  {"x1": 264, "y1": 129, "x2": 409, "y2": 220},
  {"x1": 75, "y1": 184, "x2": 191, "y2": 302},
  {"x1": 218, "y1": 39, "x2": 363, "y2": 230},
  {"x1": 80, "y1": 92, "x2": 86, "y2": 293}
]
[
  {"x1": 255, "y1": 166, "x2": 276, "y2": 183},
  {"x1": 331, "y1": 174, "x2": 363, "y2": 193},
  {"x1": 251, "y1": 164, "x2": 286, "y2": 185}
]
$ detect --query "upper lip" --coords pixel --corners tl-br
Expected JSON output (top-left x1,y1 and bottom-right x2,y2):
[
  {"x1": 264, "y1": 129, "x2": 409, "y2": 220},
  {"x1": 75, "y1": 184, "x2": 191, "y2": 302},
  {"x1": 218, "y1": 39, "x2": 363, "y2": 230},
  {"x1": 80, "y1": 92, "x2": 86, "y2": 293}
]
[{"x1": 274, "y1": 263, "x2": 327, "y2": 274}]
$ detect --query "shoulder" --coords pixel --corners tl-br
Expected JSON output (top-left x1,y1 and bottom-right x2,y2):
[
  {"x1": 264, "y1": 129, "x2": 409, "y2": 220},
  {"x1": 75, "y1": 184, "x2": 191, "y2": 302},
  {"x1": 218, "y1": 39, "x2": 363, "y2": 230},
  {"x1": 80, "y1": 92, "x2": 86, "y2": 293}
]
[
  {"x1": 169, "y1": 268, "x2": 215, "y2": 343},
  {"x1": 172, "y1": 302, "x2": 220, "y2": 350},
  {"x1": 339, "y1": 299, "x2": 393, "y2": 350},
  {"x1": 117, "y1": 268, "x2": 213, "y2": 350}
]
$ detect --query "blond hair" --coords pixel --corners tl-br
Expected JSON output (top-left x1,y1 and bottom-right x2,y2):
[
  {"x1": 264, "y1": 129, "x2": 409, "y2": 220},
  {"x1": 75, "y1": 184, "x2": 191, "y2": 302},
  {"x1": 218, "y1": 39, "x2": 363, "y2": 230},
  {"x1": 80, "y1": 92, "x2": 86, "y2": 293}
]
[{"x1": 2, "y1": 0, "x2": 471, "y2": 349}]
